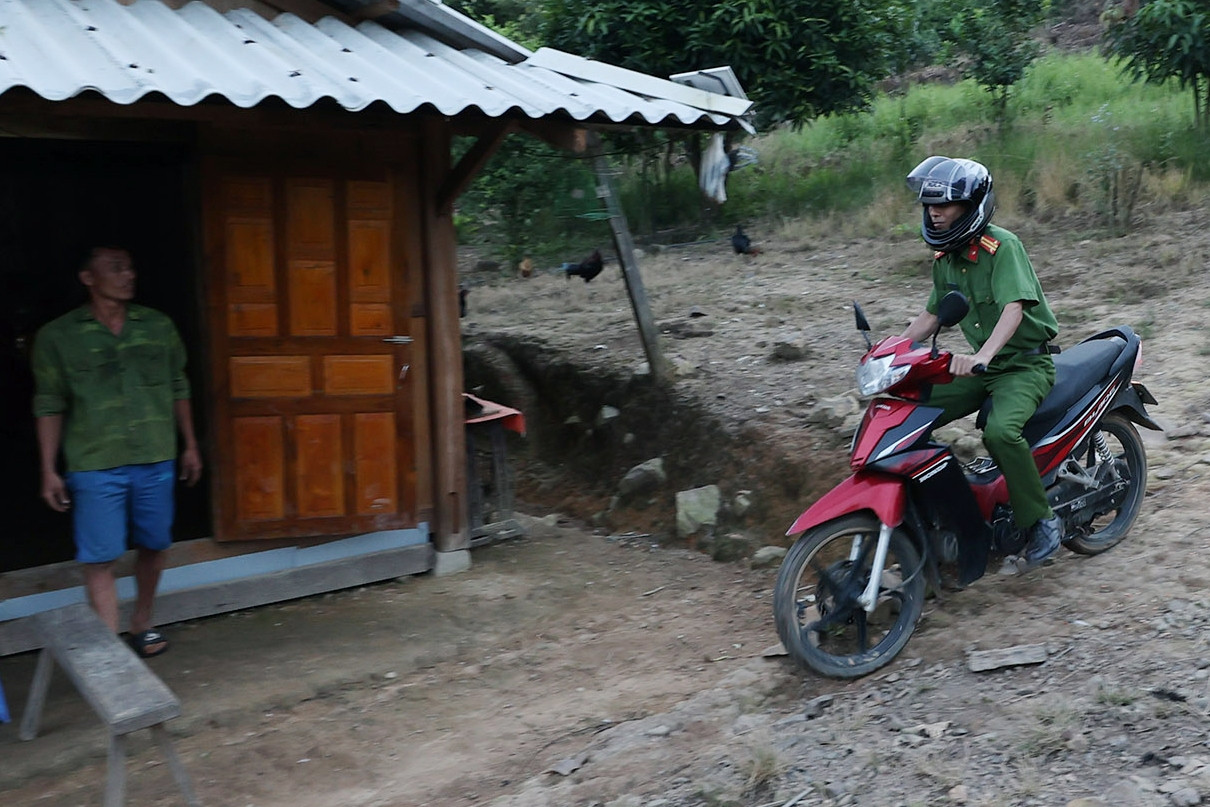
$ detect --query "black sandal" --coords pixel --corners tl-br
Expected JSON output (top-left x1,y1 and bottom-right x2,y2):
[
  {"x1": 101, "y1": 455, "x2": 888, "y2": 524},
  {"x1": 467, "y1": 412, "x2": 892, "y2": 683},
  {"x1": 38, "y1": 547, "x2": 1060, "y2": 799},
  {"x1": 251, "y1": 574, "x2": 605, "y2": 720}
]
[{"x1": 127, "y1": 629, "x2": 169, "y2": 659}]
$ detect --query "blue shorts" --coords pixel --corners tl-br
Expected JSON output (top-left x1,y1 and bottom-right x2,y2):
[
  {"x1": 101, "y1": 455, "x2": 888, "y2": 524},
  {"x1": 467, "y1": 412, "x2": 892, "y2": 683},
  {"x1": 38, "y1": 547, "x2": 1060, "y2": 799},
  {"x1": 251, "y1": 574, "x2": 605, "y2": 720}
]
[{"x1": 65, "y1": 460, "x2": 176, "y2": 564}]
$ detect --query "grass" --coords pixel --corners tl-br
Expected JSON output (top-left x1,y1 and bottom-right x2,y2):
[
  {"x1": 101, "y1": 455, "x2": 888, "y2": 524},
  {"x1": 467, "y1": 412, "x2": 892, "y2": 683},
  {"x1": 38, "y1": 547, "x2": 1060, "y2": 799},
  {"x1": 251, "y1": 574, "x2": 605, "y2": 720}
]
[
  {"x1": 1096, "y1": 686, "x2": 1137, "y2": 706},
  {"x1": 461, "y1": 49, "x2": 1210, "y2": 265},
  {"x1": 1015, "y1": 700, "x2": 1083, "y2": 762},
  {"x1": 740, "y1": 742, "x2": 786, "y2": 793},
  {"x1": 640, "y1": 50, "x2": 1210, "y2": 243}
]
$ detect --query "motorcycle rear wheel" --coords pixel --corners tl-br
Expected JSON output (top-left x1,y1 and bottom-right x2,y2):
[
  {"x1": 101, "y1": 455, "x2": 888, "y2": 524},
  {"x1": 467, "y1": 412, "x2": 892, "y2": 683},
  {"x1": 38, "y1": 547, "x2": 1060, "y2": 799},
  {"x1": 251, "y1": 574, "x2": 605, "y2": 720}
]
[
  {"x1": 1063, "y1": 411, "x2": 1147, "y2": 555},
  {"x1": 773, "y1": 513, "x2": 924, "y2": 678}
]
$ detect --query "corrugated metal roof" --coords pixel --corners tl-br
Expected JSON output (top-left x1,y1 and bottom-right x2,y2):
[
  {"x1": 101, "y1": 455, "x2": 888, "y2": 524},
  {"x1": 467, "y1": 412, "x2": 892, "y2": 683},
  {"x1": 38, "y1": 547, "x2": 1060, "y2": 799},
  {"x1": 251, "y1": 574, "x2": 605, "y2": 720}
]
[{"x1": 0, "y1": 0, "x2": 751, "y2": 130}]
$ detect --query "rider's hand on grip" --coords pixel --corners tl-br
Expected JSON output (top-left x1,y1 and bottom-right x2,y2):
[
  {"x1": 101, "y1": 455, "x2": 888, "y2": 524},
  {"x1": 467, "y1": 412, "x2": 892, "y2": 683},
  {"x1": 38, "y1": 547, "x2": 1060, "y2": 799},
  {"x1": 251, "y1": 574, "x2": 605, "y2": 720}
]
[{"x1": 948, "y1": 353, "x2": 988, "y2": 377}]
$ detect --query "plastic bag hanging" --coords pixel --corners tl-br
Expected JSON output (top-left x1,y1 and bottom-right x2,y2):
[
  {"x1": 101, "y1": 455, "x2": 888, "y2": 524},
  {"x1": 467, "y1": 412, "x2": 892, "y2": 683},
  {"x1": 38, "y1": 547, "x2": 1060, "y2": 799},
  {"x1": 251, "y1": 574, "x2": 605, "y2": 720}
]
[{"x1": 699, "y1": 133, "x2": 730, "y2": 204}]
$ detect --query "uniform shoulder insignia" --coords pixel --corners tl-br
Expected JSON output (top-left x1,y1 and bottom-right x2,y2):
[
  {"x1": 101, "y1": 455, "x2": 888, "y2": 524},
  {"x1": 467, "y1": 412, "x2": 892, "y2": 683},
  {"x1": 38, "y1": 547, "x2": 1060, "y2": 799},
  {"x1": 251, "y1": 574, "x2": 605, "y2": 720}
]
[
  {"x1": 979, "y1": 234, "x2": 1000, "y2": 255},
  {"x1": 933, "y1": 250, "x2": 945, "y2": 260}
]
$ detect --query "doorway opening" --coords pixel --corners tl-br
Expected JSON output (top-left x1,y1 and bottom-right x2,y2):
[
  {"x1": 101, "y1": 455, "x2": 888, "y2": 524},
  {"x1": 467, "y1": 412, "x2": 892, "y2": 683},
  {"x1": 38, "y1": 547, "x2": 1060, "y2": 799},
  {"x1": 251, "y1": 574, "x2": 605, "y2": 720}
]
[{"x1": 0, "y1": 139, "x2": 211, "y2": 572}]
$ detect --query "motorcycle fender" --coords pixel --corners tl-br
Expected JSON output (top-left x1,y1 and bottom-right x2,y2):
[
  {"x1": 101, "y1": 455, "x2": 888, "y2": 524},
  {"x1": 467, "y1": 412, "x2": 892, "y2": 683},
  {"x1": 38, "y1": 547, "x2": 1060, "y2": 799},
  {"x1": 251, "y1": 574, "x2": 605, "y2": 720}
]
[
  {"x1": 786, "y1": 472, "x2": 907, "y2": 536},
  {"x1": 1110, "y1": 383, "x2": 1163, "y2": 431}
]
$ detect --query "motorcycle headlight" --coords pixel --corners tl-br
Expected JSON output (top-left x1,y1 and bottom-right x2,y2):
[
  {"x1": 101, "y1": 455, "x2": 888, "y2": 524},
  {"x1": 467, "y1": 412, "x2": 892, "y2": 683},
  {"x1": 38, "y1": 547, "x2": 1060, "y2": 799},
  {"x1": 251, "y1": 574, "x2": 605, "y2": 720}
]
[{"x1": 856, "y1": 355, "x2": 910, "y2": 396}]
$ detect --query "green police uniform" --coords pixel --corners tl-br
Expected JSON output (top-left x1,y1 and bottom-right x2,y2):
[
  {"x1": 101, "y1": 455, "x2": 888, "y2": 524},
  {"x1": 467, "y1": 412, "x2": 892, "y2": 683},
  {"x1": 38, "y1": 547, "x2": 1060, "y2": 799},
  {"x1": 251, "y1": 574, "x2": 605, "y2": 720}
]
[{"x1": 924, "y1": 224, "x2": 1059, "y2": 529}]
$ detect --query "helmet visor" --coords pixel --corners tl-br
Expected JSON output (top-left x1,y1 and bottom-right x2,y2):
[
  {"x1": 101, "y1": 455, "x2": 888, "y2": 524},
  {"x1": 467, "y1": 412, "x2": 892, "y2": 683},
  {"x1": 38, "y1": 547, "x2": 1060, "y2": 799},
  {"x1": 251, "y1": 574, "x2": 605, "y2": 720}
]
[{"x1": 906, "y1": 157, "x2": 988, "y2": 205}]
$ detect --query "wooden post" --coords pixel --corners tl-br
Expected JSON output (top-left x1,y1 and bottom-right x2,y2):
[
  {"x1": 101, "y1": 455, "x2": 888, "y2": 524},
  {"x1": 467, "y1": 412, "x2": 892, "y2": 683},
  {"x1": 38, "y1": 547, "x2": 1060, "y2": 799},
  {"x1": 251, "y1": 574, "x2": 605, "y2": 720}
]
[
  {"x1": 589, "y1": 136, "x2": 670, "y2": 383},
  {"x1": 421, "y1": 116, "x2": 469, "y2": 553}
]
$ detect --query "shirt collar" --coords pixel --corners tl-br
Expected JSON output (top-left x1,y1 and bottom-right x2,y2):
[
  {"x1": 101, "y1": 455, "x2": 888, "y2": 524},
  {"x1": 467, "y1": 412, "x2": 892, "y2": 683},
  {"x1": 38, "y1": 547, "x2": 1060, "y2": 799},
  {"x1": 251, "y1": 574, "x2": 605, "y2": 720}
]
[
  {"x1": 935, "y1": 233, "x2": 1000, "y2": 263},
  {"x1": 75, "y1": 303, "x2": 141, "y2": 321}
]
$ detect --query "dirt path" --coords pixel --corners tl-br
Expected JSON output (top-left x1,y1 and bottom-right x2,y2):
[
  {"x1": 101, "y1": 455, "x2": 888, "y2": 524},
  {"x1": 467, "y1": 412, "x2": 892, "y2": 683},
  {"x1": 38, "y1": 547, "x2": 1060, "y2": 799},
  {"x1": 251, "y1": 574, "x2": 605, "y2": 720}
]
[{"x1": 4, "y1": 208, "x2": 1210, "y2": 806}]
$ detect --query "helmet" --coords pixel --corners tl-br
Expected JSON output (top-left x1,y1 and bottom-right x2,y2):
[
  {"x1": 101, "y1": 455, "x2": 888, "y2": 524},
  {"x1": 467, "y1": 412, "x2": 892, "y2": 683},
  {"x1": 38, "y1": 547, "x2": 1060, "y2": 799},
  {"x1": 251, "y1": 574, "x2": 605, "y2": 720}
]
[{"x1": 906, "y1": 156, "x2": 996, "y2": 251}]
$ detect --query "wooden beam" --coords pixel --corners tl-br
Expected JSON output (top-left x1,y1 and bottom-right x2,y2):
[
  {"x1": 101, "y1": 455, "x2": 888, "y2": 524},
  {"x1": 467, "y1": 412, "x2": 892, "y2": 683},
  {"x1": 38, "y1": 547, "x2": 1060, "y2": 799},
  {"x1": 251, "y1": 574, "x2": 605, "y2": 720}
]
[
  {"x1": 436, "y1": 119, "x2": 515, "y2": 211},
  {"x1": 348, "y1": 0, "x2": 401, "y2": 20},
  {"x1": 588, "y1": 133, "x2": 670, "y2": 383},
  {"x1": 421, "y1": 117, "x2": 470, "y2": 553},
  {"x1": 0, "y1": 544, "x2": 435, "y2": 656},
  {"x1": 517, "y1": 120, "x2": 589, "y2": 153}
]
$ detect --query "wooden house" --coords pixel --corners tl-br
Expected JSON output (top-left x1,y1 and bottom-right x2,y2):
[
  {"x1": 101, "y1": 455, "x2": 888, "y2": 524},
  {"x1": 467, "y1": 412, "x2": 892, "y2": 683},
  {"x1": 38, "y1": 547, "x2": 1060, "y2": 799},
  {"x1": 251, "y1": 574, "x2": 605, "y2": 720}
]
[{"x1": 0, "y1": 0, "x2": 752, "y2": 653}]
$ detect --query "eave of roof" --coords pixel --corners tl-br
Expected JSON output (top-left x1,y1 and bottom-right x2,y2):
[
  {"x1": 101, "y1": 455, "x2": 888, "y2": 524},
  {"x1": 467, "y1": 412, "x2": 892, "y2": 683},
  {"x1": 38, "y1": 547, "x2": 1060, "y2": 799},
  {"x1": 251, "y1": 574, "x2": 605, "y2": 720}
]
[{"x1": 0, "y1": 0, "x2": 752, "y2": 132}]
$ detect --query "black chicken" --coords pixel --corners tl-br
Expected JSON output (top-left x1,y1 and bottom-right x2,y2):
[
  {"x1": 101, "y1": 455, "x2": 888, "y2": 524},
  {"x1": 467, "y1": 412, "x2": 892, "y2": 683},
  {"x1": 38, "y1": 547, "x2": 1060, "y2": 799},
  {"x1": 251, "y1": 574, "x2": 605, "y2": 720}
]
[
  {"x1": 562, "y1": 249, "x2": 604, "y2": 283},
  {"x1": 731, "y1": 225, "x2": 761, "y2": 255}
]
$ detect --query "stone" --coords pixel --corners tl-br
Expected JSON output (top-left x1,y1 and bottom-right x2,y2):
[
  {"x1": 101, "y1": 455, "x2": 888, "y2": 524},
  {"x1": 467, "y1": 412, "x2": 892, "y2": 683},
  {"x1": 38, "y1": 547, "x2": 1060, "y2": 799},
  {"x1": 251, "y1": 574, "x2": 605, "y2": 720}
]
[
  {"x1": 617, "y1": 458, "x2": 667, "y2": 502},
  {"x1": 947, "y1": 784, "x2": 968, "y2": 803},
  {"x1": 750, "y1": 546, "x2": 787, "y2": 569},
  {"x1": 808, "y1": 393, "x2": 860, "y2": 430},
  {"x1": 770, "y1": 337, "x2": 809, "y2": 362},
  {"x1": 732, "y1": 490, "x2": 753, "y2": 517},
  {"x1": 967, "y1": 644, "x2": 1048, "y2": 672},
  {"x1": 596, "y1": 405, "x2": 621, "y2": 426},
  {"x1": 669, "y1": 355, "x2": 700, "y2": 378},
  {"x1": 701, "y1": 532, "x2": 756, "y2": 562},
  {"x1": 804, "y1": 694, "x2": 834, "y2": 719},
  {"x1": 1100, "y1": 779, "x2": 1151, "y2": 806},
  {"x1": 676, "y1": 485, "x2": 721, "y2": 538},
  {"x1": 546, "y1": 752, "x2": 589, "y2": 776},
  {"x1": 1170, "y1": 787, "x2": 1201, "y2": 807}
]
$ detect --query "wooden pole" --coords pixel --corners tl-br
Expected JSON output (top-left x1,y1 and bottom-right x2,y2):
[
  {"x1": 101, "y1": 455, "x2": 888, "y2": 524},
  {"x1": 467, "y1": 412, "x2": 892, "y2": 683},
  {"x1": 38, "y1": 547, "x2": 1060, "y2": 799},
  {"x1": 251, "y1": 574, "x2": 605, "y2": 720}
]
[
  {"x1": 421, "y1": 117, "x2": 469, "y2": 553},
  {"x1": 589, "y1": 135, "x2": 670, "y2": 383}
]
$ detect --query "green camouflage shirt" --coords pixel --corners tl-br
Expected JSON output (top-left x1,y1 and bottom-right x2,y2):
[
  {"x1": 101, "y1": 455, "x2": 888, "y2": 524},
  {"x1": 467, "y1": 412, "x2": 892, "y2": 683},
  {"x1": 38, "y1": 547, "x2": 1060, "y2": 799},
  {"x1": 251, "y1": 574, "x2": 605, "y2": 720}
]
[
  {"x1": 31, "y1": 304, "x2": 191, "y2": 472},
  {"x1": 925, "y1": 223, "x2": 1059, "y2": 359}
]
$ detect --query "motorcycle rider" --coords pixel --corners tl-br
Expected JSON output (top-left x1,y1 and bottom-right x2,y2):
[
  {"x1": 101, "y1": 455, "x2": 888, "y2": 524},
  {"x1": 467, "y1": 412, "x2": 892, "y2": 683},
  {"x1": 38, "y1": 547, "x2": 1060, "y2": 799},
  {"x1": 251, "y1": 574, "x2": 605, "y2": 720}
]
[{"x1": 899, "y1": 156, "x2": 1062, "y2": 568}]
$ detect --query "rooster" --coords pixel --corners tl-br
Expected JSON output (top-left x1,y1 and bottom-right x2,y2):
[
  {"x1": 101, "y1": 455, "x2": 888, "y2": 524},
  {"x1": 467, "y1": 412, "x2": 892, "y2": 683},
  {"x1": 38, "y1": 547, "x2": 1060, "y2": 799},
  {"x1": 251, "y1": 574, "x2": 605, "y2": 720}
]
[
  {"x1": 562, "y1": 249, "x2": 604, "y2": 283},
  {"x1": 731, "y1": 225, "x2": 761, "y2": 255}
]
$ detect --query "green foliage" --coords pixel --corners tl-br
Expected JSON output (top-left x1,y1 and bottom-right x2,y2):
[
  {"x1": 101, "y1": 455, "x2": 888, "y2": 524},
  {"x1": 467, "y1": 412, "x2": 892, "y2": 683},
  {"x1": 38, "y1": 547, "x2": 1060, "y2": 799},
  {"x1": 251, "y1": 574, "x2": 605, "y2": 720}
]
[
  {"x1": 449, "y1": 21, "x2": 1210, "y2": 258},
  {"x1": 542, "y1": 0, "x2": 899, "y2": 129},
  {"x1": 1104, "y1": 0, "x2": 1210, "y2": 128},
  {"x1": 941, "y1": 0, "x2": 1048, "y2": 125},
  {"x1": 455, "y1": 136, "x2": 602, "y2": 268},
  {"x1": 447, "y1": 0, "x2": 544, "y2": 48},
  {"x1": 882, "y1": 0, "x2": 964, "y2": 74}
]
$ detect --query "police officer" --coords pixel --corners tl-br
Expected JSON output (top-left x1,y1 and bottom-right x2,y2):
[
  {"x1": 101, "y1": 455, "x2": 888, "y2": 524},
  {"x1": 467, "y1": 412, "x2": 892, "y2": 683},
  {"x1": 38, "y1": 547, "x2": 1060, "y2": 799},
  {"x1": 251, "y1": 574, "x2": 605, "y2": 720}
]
[{"x1": 899, "y1": 156, "x2": 1062, "y2": 568}]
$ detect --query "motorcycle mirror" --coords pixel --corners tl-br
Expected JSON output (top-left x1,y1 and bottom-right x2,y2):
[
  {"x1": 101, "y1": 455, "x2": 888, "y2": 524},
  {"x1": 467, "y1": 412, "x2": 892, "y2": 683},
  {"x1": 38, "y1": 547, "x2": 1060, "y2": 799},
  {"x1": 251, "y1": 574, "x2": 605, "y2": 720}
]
[
  {"x1": 936, "y1": 291, "x2": 970, "y2": 329},
  {"x1": 853, "y1": 301, "x2": 871, "y2": 332},
  {"x1": 852, "y1": 301, "x2": 872, "y2": 349}
]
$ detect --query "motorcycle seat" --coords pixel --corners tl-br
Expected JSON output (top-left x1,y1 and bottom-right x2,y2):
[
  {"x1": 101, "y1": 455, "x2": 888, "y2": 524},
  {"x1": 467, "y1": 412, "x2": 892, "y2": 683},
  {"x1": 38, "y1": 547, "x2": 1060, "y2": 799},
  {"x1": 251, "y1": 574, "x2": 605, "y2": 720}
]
[{"x1": 976, "y1": 336, "x2": 1126, "y2": 442}]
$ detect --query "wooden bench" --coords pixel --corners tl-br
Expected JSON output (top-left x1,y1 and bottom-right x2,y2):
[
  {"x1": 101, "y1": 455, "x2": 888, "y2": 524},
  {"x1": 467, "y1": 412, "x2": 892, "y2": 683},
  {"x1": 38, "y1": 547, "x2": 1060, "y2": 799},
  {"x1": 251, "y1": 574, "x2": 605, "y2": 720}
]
[{"x1": 18, "y1": 603, "x2": 200, "y2": 807}]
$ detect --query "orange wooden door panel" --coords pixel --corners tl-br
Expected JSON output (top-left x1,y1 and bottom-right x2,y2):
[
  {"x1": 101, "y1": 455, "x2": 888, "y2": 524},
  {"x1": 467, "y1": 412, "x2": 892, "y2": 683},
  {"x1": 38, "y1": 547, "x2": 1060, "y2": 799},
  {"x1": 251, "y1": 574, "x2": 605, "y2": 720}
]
[{"x1": 210, "y1": 171, "x2": 414, "y2": 540}]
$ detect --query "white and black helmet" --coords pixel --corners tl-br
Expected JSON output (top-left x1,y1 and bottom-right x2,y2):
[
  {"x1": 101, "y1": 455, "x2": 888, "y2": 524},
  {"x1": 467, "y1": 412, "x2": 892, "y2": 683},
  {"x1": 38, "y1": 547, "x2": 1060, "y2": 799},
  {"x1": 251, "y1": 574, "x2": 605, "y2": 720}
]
[{"x1": 906, "y1": 156, "x2": 996, "y2": 251}]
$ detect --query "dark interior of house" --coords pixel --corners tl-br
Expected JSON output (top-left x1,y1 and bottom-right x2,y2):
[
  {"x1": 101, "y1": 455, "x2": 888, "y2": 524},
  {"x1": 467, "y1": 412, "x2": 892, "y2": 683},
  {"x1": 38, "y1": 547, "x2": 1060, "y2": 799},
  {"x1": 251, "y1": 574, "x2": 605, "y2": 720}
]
[{"x1": 0, "y1": 139, "x2": 211, "y2": 573}]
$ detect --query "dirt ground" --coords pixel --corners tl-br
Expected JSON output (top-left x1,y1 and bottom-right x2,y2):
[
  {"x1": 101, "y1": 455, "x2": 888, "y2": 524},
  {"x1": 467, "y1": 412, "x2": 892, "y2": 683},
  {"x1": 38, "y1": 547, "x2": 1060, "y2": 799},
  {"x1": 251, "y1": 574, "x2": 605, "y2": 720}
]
[{"x1": 5, "y1": 204, "x2": 1210, "y2": 807}]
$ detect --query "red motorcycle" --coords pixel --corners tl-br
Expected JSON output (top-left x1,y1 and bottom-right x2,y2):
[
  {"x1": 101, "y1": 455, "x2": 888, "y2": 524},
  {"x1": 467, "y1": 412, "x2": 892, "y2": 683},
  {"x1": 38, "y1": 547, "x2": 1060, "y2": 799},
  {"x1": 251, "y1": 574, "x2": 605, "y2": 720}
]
[{"x1": 773, "y1": 292, "x2": 1161, "y2": 678}]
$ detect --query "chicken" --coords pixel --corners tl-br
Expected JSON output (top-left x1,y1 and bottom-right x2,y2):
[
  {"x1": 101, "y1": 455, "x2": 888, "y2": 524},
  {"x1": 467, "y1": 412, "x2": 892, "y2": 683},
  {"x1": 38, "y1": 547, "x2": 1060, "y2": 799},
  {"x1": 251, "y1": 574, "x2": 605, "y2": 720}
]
[
  {"x1": 518, "y1": 257, "x2": 533, "y2": 278},
  {"x1": 731, "y1": 225, "x2": 761, "y2": 255},
  {"x1": 562, "y1": 249, "x2": 604, "y2": 283}
]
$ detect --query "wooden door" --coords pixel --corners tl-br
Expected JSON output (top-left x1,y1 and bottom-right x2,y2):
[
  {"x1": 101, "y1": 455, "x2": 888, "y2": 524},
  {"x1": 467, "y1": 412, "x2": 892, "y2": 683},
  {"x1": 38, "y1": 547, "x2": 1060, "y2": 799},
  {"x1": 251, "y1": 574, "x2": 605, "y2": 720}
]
[{"x1": 208, "y1": 171, "x2": 416, "y2": 540}]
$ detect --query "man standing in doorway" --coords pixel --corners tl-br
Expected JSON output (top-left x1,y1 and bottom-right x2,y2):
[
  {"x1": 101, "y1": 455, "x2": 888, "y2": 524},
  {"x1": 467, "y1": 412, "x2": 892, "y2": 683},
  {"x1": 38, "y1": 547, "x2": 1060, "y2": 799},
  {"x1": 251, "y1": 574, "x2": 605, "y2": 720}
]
[{"x1": 32, "y1": 245, "x2": 202, "y2": 657}]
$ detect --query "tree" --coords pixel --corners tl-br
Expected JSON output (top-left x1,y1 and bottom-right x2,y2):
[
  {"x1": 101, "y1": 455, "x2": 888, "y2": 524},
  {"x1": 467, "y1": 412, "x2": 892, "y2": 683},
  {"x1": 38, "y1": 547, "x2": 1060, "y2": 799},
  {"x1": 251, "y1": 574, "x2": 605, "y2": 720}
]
[
  {"x1": 541, "y1": 0, "x2": 900, "y2": 131},
  {"x1": 943, "y1": 0, "x2": 1048, "y2": 125},
  {"x1": 1105, "y1": 0, "x2": 1210, "y2": 129}
]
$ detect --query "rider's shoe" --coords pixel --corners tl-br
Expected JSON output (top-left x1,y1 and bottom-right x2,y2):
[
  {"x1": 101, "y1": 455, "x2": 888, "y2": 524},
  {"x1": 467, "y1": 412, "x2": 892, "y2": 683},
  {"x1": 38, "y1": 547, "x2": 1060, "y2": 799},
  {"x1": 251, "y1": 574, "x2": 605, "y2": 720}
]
[{"x1": 1021, "y1": 515, "x2": 1062, "y2": 568}]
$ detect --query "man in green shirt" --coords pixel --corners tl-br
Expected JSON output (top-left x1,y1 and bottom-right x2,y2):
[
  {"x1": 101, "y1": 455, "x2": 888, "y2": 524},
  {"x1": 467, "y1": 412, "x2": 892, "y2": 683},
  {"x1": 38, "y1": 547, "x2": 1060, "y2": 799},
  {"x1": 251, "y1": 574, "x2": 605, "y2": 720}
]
[
  {"x1": 900, "y1": 156, "x2": 1062, "y2": 569},
  {"x1": 32, "y1": 245, "x2": 202, "y2": 657}
]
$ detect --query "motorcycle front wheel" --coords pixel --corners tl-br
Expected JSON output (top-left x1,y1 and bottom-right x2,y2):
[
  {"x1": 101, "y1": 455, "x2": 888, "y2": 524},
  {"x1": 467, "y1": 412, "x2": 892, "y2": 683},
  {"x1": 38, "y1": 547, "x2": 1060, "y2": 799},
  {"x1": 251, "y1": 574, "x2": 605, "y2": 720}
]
[{"x1": 773, "y1": 513, "x2": 925, "y2": 679}]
